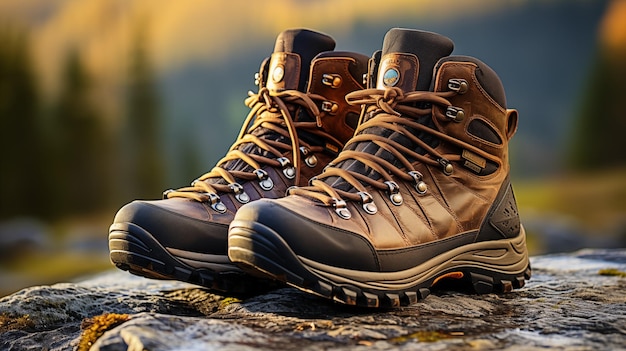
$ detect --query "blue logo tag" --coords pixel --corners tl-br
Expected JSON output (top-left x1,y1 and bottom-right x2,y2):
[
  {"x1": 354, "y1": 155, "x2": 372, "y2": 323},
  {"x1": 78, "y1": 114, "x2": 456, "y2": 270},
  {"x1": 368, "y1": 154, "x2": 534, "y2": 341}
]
[{"x1": 383, "y1": 68, "x2": 400, "y2": 87}]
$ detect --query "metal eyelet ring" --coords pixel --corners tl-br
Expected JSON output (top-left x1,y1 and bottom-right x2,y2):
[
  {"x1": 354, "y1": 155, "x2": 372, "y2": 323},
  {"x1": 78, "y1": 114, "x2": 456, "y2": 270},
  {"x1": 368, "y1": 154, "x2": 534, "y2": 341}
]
[
  {"x1": 253, "y1": 169, "x2": 274, "y2": 191},
  {"x1": 408, "y1": 171, "x2": 428, "y2": 195},
  {"x1": 276, "y1": 157, "x2": 296, "y2": 179},
  {"x1": 162, "y1": 189, "x2": 174, "y2": 199},
  {"x1": 300, "y1": 147, "x2": 318, "y2": 168},
  {"x1": 305, "y1": 155, "x2": 318, "y2": 168},
  {"x1": 207, "y1": 192, "x2": 227, "y2": 213},
  {"x1": 448, "y1": 78, "x2": 468, "y2": 94},
  {"x1": 285, "y1": 185, "x2": 298, "y2": 196},
  {"x1": 445, "y1": 106, "x2": 465, "y2": 123},
  {"x1": 438, "y1": 159, "x2": 454, "y2": 176},
  {"x1": 254, "y1": 72, "x2": 261, "y2": 86},
  {"x1": 358, "y1": 192, "x2": 378, "y2": 215},
  {"x1": 321, "y1": 101, "x2": 339, "y2": 114},
  {"x1": 322, "y1": 74, "x2": 342, "y2": 88},
  {"x1": 384, "y1": 181, "x2": 403, "y2": 205},
  {"x1": 229, "y1": 183, "x2": 250, "y2": 204},
  {"x1": 332, "y1": 198, "x2": 351, "y2": 219}
]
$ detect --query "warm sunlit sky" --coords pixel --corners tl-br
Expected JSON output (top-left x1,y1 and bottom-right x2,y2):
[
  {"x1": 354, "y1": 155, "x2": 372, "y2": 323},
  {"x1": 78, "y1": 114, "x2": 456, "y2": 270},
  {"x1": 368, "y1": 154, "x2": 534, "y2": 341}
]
[
  {"x1": 2, "y1": 0, "x2": 624, "y2": 109},
  {"x1": 1, "y1": 0, "x2": 528, "y2": 95},
  {"x1": 600, "y1": 0, "x2": 626, "y2": 54}
]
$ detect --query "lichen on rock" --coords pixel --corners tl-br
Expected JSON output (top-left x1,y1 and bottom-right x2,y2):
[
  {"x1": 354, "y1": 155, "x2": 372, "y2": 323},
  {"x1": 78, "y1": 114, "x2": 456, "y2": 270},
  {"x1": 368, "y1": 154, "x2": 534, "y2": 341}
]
[
  {"x1": 0, "y1": 249, "x2": 625, "y2": 351},
  {"x1": 77, "y1": 313, "x2": 130, "y2": 351}
]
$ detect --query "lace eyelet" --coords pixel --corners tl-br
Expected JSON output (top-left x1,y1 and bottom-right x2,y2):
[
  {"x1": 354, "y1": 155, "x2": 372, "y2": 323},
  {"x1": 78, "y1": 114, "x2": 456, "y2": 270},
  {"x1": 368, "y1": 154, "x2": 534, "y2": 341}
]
[
  {"x1": 229, "y1": 183, "x2": 250, "y2": 204},
  {"x1": 276, "y1": 157, "x2": 296, "y2": 179},
  {"x1": 207, "y1": 193, "x2": 227, "y2": 213},
  {"x1": 438, "y1": 159, "x2": 454, "y2": 176},
  {"x1": 212, "y1": 202, "x2": 227, "y2": 213},
  {"x1": 162, "y1": 189, "x2": 174, "y2": 199},
  {"x1": 445, "y1": 106, "x2": 465, "y2": 122},
  {"x1": 384, "y1": 181, "x2": 403, "y2": 205},
  {"x1": 332, "y1": 198, "x2": 351, "y2": 219},
  {"x1": 236, "y1": 193, "x2": 250, "y2": 204},
  {"x1": 305, "y1": 155, "x2": 318, "y2": 167},
  {"x1": 254, "y1": 72, "x2": 261, "y2": 86},
  {"x1": 253, "y1": 169, "x2": 274, "y2": 191},
  {"x1": 358, "y1": 192, "x2": 377, "y2": 215},
  {"x1": 283, "y1": 167, "x2": 296, "y2": 179},
  {"x1": 300, "y1": 147, "x2": 318, "y2": 167},
  {"x1": 408, "y1": 171, "x2": 428, "y2": 195},
  {"x1": 416, "y1": 182, "x2": 427, "y2": 194},
  {"x1": 448, "y1": 78, "x2": 468, "y2": 94},
  {"x1": 285, "y1": 185, "x2": 298, "y2": 196},
  {"x1": 322, "y1": 74, "x2": 342, "y2": 88},
  {"x1": 321, "y1": 101, "x2": 339, "y2": 114}
]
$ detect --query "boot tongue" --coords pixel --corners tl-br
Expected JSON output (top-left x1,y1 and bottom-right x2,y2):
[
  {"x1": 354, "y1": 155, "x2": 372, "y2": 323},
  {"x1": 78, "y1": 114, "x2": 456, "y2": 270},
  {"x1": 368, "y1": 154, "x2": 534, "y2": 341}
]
[
  {"x1": 376, "y1": 28, "x2": 454, "y2": 92},
  {"x1": 328, "y1": 29, "x2": 454, "y2": 192},
  {"x1": 266, "y1": 29, "x2": 335, "y2": 92},
  {"x1": 216, "y1": 29, "x2": 335, "y2": 182}
]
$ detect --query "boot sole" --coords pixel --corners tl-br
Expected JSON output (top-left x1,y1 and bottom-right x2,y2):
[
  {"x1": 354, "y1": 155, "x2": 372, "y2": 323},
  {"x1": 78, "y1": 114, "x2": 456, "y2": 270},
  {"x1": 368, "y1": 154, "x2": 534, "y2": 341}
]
[
  {"x1": 228, "y1": 220, "x2": 531, "y2": 308},
  {"x1": 109, "y1": 222, "x2": 275, "y2": 294}
]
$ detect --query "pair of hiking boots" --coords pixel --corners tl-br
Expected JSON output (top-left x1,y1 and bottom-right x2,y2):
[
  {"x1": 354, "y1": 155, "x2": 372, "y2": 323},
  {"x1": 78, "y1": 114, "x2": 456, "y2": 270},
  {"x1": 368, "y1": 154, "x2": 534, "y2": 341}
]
[{"x1": 109, "y1": 28, "x2": 531, "y2": 308}]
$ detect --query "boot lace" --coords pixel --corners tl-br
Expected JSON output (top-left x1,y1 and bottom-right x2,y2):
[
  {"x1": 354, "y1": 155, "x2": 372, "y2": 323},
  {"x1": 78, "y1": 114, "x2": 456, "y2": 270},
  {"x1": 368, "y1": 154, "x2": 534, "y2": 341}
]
[
  {"x1": 164, "y1": 87, "x2": 342, "y2": 209},
  {"x1": 288, "y1": 86, "x2": 493, "y2": 219}
]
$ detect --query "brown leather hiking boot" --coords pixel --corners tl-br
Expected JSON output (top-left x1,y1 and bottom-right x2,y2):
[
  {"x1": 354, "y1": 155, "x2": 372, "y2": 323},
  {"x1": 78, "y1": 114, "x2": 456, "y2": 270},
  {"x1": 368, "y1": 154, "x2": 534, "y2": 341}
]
[
  {"x1": 108, "y1": 29, "x2": 369, "y2": 294},
  {"x1": 228, "y1": 28, "x2": 531, "y2": 307}
]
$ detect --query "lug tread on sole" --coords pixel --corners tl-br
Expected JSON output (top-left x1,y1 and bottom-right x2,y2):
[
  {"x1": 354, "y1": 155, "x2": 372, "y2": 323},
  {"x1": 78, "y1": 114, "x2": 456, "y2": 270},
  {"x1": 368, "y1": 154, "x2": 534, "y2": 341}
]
[
  {"x1": 468, "y1": 267, "x2": 532, "y2": 295},
  {"x1": 281, "y1": 262, "x2": 532, "y2": 308},
  {"x1": 285, "y1": 265, "x2": 531, "y2": 308},
  {"x1": 109, "y1": 228, "x2": 271, "y2": 295},
  {"x1": 230, "y1": 229, "x2": 532, "y2": 308},
  {"x1": 285, "y1": 275, "x2": 434, "y2": 308}
]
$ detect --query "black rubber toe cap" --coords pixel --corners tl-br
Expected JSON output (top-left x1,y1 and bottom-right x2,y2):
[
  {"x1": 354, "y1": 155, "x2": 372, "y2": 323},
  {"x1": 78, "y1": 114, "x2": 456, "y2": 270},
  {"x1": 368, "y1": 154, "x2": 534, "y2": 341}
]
[
  {"x1": 113, "y1": 199, "x2": 229, "y2": 255},
  {"x1": 233, "y1": 198, "x2": 380, "y2": 271}
]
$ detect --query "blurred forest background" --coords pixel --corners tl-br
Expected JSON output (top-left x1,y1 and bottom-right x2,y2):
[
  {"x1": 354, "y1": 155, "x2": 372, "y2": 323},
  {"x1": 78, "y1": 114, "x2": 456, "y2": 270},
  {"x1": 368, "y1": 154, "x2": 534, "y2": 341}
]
[{"x1": 0, "y1": 0, "x2": 625, "y2": 296}]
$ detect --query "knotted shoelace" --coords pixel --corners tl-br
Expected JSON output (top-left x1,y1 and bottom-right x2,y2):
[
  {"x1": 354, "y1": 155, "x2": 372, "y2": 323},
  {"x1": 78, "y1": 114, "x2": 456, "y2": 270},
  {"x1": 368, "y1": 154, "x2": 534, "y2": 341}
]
[
  {"x1": 288, "y1": 87, "x2": 495, "y2": 213},
  {"x1": 165, "y1": 87, "x2": 342, "y2": 203}
]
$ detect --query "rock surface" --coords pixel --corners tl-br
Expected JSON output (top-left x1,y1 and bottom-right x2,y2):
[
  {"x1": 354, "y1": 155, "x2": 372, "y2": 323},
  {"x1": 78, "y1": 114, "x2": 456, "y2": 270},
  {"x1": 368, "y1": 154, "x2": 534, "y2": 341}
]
[{"x1": 1, "y1": 249, "x2": 625, "y2": 351}]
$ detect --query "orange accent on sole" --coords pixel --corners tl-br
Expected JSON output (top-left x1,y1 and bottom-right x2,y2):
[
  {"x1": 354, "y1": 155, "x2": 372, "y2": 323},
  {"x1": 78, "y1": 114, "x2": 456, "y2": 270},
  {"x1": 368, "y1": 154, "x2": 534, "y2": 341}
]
[{"x1": 432, "y1": 271, "x2": 465, "y2": 286}]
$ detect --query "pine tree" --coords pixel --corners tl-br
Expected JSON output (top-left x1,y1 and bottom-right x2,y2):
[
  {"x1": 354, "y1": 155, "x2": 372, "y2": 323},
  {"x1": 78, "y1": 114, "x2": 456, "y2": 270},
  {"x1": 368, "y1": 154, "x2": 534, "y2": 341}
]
[
  {"x1": 568, "y1": 46, "x2": 626, "y2": 171},
  {"x1": 0, "y1": 25, "x2": 47, "y2": 219},
  {"x1": 123, "y1": 24, "x2": 165, "y2": 200},
  {"x1": 51, "y1": 49, "x2": 112, "y2": 216}
]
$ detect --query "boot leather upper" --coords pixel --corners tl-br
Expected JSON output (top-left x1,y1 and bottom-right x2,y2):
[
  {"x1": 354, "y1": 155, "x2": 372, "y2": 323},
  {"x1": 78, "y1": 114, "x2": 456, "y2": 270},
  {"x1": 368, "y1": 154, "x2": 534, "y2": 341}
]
[
  {"x1": 233, "y1": 53, "x2": 522, "y2": 272},
  {"x1": 113, "y1": 51, "x2": 369, "y2": 255}
]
